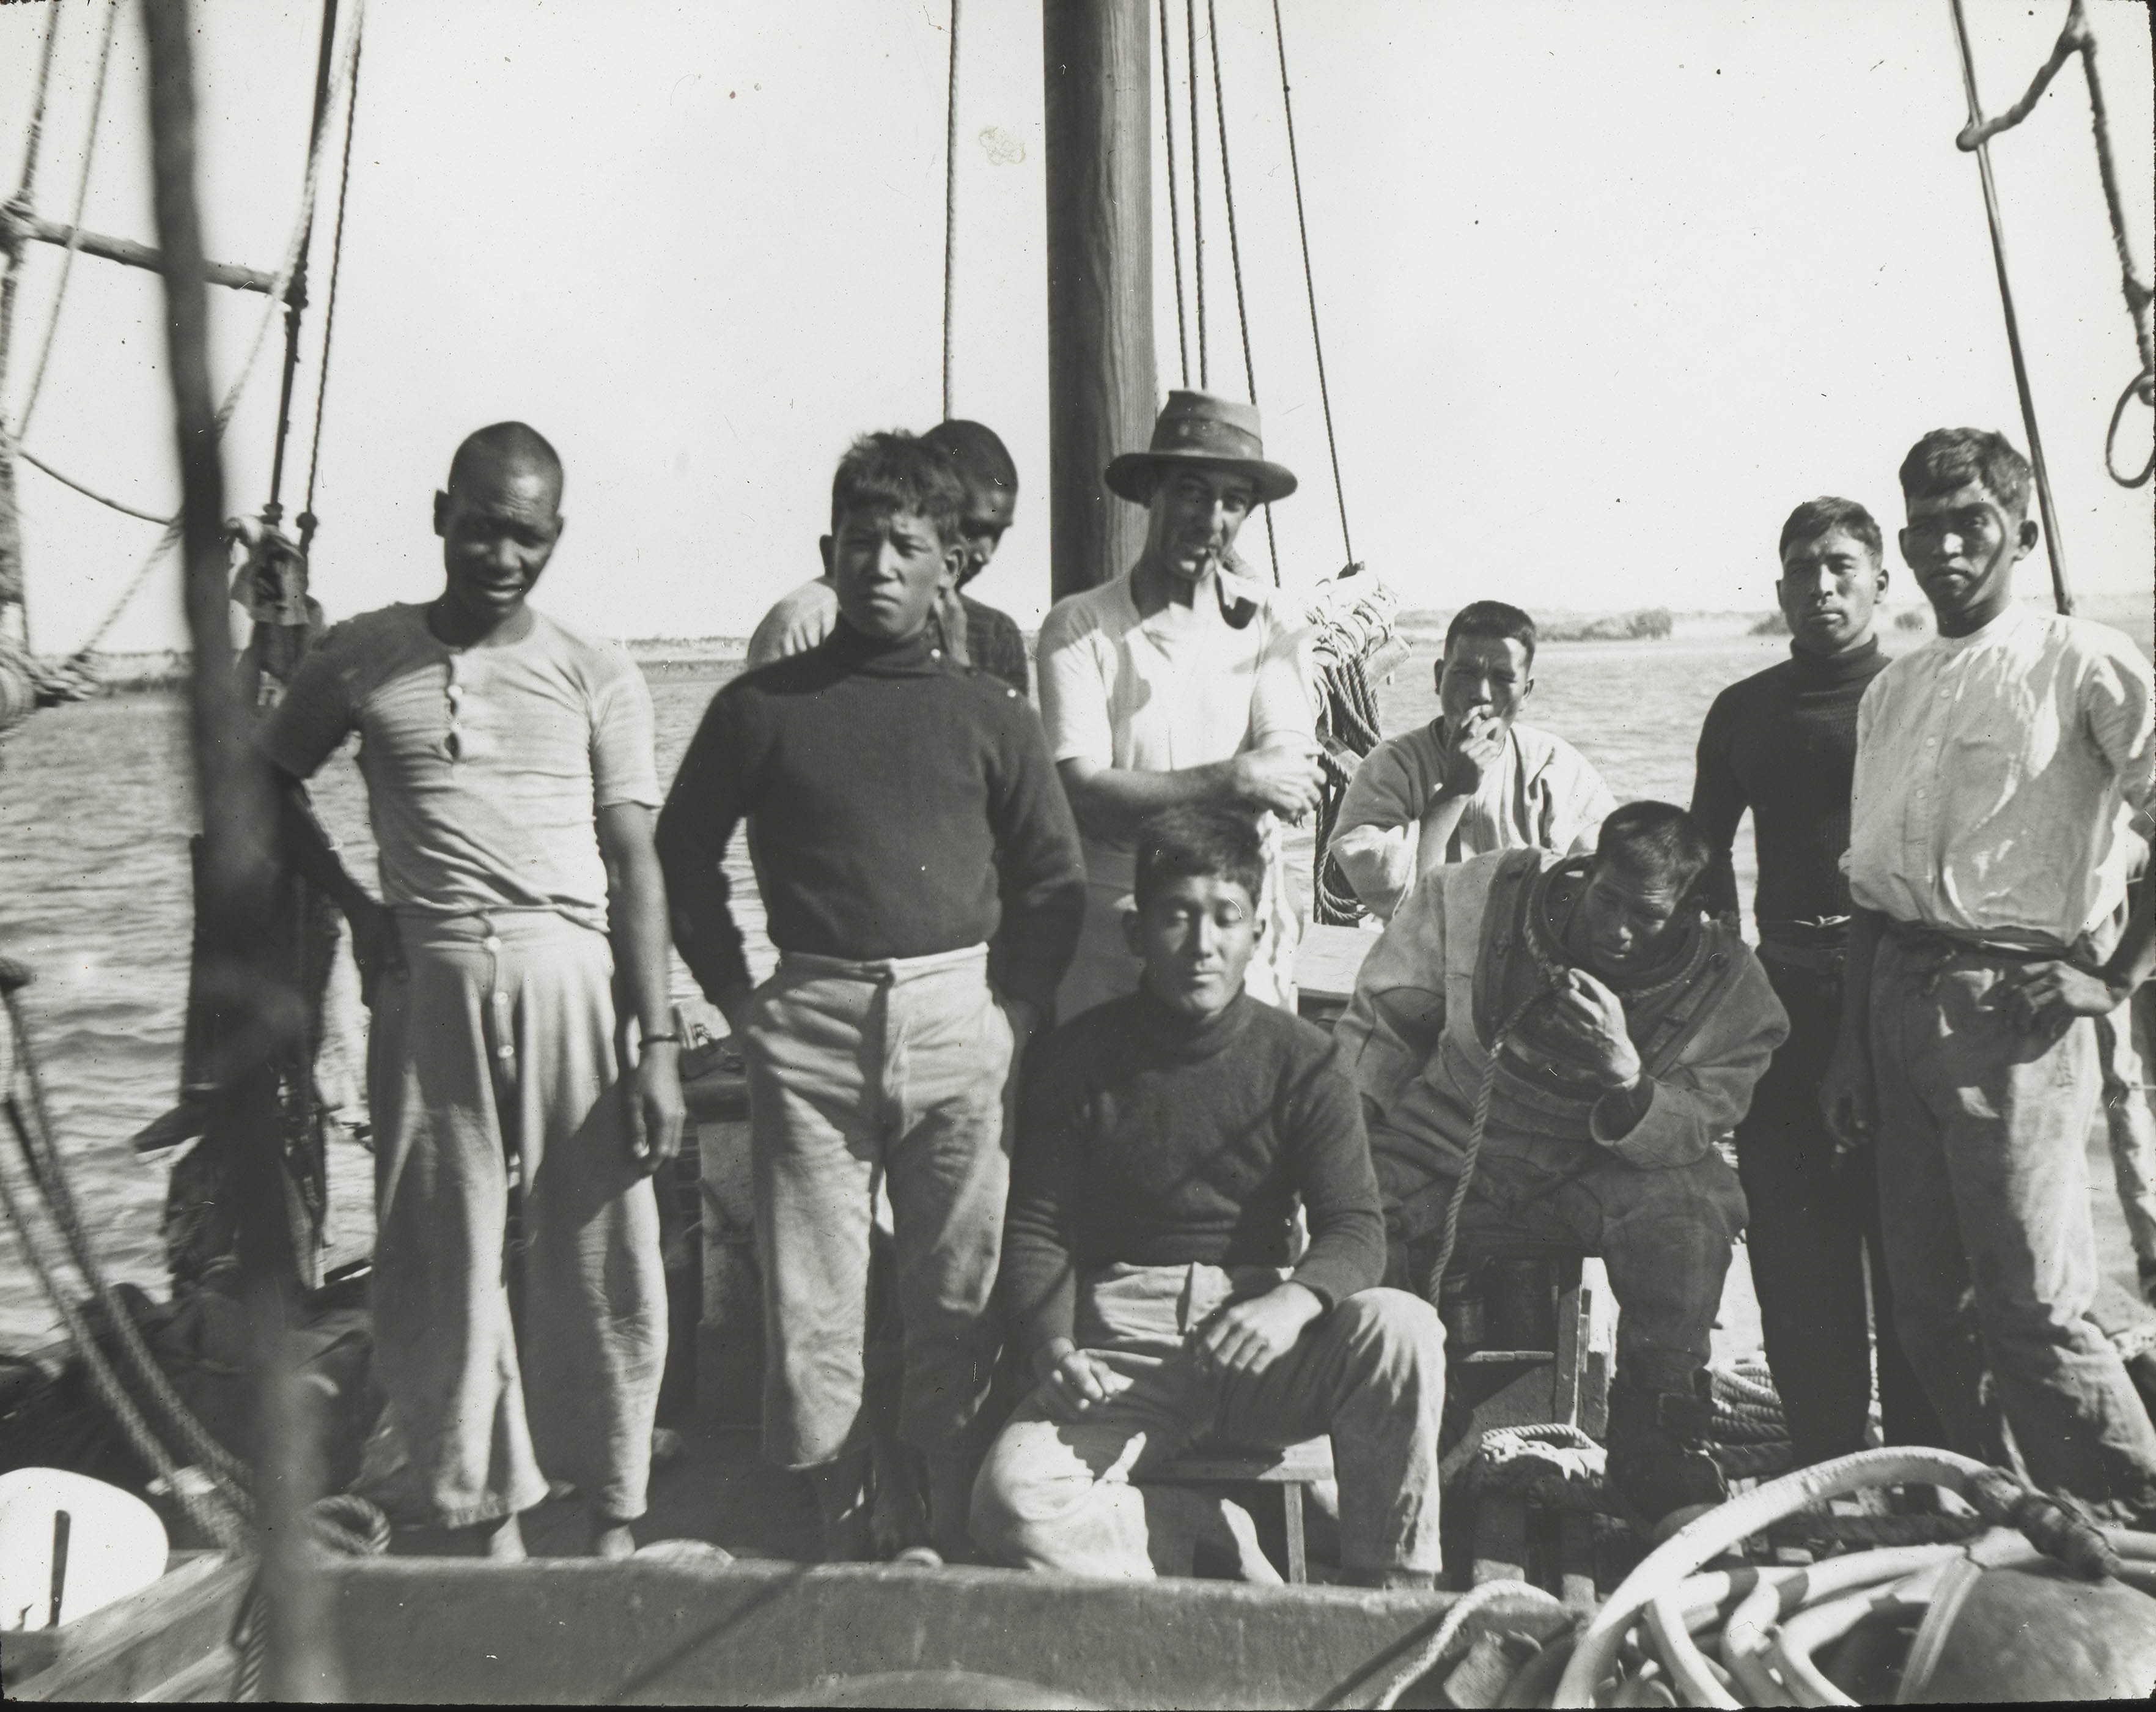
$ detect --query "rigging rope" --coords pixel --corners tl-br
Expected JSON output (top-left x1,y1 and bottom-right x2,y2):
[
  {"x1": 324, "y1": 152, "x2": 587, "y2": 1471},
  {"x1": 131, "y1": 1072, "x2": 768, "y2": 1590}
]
[
  {"x1": 1187, "y1": 0, "x2": 1206, "y2": 389},
  {"x1": 300, "y1": 20, "x2": 364, "y2": 550},
  {"x1": 6, "y1": 984, "x2": 255, "y2": 1497},
  {"x1": 39, "y1": 0, "x2": 365, "y2": 660},
  {"x1": 1268, "y1": 0, "x2": 1353, "y2": 566},
  {"x1": 16, "y1": 0, "x2": 122, "y2": 438},
  {"x1": 1204, "y1": 0, "x2": 1280, "y2": 587},
  {"x1": 941, "y1": 0, "x2": 960, "y2": 421},
  {"x1": 1949, "y1": 0, "x2": 2152, "y2": 495},
  {"x1": 1160, "y1": 0, "x2": 1190, "y2": 389}
]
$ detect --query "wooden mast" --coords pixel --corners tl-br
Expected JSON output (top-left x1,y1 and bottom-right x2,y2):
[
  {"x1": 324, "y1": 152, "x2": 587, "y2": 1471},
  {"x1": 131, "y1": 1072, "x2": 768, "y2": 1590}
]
[
  {"x1": 141, "y1": 0, "x2": 337, "y2": 1695},
  {"x1": 1042, "y1": 0, "x2": 1156, "y2": 600}
]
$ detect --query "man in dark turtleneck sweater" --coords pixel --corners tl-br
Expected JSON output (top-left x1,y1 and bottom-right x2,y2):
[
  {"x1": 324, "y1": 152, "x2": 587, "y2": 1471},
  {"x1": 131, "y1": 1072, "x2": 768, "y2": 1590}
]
[
  {"x1": 973, "y1": 806, "x2": 1445, "y2": 1587},
  {"x1": 658, "y1": 432, "x2": 1084, "y2": 1563},
  {"x1": 1690, "y1": 496, "x2": 1940, "y2": 1466}
]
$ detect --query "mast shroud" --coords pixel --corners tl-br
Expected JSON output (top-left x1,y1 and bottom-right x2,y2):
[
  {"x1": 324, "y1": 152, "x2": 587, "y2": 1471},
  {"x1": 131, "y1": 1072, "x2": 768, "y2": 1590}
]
[{"x1": 1043, "y1": 0, "x2": 1157, "y2": 601}]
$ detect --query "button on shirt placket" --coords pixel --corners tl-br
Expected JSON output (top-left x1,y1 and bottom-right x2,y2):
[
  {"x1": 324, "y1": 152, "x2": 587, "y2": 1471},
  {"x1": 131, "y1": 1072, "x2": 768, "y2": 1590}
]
[{"x1": 444, "y1": 659, "x2": 466, "y2": 765}]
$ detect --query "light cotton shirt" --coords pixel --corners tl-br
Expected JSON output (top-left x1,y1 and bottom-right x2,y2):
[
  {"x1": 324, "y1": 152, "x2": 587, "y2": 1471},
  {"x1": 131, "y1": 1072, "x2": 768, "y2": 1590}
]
[
  {"x1": 745, "y1": 577, "x2": 839, "y2": 670},
  {"x1": 264, "y1": 602, "x2": 660, "y2": 931},
  {"x1": 1328, "y1": 719, "x2": 1616, "y2": 920},
  {"x1": 1845, "y1": 602, "x2": 2155, "y2": 947},
  {"x1": 1037, "y1": 569, "x2": 1313, "y2": 893}
]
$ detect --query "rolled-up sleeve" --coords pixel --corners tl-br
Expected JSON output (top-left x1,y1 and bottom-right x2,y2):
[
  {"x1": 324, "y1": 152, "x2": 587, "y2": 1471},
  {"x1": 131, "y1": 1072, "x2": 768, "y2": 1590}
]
[
  {"x1": 1329, "y1": 742, "x2": 1422, "y2": 919},
  {"x1": 1334, "y1": 868, "x2": 1452, "y2": 1115},
  {"x1": 1037, "y1": 603, "x2": 1114, "y2": 768},
  {"x1": 2084, "y1": 634, "x2": 2155, "y2": 822}
]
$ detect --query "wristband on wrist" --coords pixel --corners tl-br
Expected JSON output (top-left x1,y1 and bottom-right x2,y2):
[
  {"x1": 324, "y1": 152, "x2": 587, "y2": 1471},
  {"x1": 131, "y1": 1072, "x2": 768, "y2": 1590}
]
[{"x1": 641, "y1": 1031, "x2": 683, "y2": 1047}]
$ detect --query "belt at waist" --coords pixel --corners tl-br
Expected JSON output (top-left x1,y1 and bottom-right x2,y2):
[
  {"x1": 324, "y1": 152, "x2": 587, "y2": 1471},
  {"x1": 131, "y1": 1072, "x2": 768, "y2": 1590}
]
[
  {"x1": 391, "y1": 904, "x2": 606, "y2": 944},
  {"x1": 1756, "y1": 938, "x2": 1846, "y2": 975},
  {"x1": 776, "y1": 942, "x2": 989, "y2": 983},
  {"x1": 1880, "y1": 916, "x2": 2082, "y2": 964}
]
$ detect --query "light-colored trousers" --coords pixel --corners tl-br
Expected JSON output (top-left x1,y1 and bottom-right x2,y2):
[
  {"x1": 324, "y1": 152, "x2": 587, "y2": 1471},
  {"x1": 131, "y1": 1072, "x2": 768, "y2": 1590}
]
[
  {"x1": 2097, "y1": 994, "x2": 2156, "y2": 1268},
  {"x1": 739, "y1": 944, "x2": 1015, "y2": 1469},
  {"x1": 971, "y1": 1264, "x2": 1446, "y2": 1579},
  {"x1": 369, "y1": 910, "x2": 664, "y2": 1528},
  {"x1": 1871, "y1": 934, "x2": 2156, "y2": 1511}
]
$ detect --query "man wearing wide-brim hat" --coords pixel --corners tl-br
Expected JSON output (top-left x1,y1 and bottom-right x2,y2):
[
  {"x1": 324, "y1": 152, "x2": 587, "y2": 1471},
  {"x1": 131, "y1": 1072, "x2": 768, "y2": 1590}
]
[{"x1": 1036, "y1": 390, "x2": 1325, "y2": 1020}]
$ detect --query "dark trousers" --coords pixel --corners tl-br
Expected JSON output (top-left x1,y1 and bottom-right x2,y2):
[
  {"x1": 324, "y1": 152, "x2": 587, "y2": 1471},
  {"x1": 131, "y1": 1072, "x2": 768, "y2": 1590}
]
[{"x1": 1735, "y1": 956, "x2": 1943, "y2": 1466}]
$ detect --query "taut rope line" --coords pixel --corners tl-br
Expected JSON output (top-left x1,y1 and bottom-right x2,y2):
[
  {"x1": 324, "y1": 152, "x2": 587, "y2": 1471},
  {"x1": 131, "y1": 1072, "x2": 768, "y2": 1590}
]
[
  {"x1": 1203, "y1": 0, "x2": 1280, "y2": 587},
  {"x1": 1160, "y1": 0, "x2": 1190, "y2": 389},
  {"x1": 941, "y1": 0, "x2": 960, "y2": 421},
  {"x1": 1268, "y1": 0, "x2": 1353, "y2": 566}
]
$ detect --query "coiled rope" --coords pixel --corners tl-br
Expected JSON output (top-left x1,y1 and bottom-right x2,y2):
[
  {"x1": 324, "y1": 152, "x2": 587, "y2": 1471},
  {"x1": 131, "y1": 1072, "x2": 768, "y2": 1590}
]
[
  {"x1": 1312, "y1": 647, "x2": 1383, "y2": 925},
  {"x1": 228, "y1": 1492, "x2": 389, "y2": 1701}
]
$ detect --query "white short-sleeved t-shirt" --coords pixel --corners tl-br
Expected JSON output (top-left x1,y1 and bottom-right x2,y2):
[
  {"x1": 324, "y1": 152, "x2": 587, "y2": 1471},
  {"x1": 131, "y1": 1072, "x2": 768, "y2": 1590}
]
[
  {"x1": 263, "y1": 602, "x2": 660, "y2": 930},
  {"x1": 1037, "y1": 570, "x2": 1312, "y2": 888}
]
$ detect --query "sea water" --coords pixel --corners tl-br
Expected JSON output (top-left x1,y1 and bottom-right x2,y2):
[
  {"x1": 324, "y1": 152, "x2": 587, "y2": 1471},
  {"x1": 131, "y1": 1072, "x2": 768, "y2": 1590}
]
[{"x1": 0, "y1": 626, "x2": 1968, "y2": 1344}]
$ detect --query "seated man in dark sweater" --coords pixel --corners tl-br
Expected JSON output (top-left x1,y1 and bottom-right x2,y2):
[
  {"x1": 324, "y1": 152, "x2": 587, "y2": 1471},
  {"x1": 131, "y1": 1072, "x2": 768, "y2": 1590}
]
[
  {"x1": 972, "y1": 807, "x2": 1445, "y2": 1587},
  {"x1": 656, "y1": 432, "x2": 1085, "y2": 1562}
]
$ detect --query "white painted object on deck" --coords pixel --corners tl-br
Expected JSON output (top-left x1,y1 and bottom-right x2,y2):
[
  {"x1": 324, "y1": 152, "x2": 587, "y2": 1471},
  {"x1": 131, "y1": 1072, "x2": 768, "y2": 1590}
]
[{"x1": 0, "y1": 1467, "x2": 168, "y2": 1631}]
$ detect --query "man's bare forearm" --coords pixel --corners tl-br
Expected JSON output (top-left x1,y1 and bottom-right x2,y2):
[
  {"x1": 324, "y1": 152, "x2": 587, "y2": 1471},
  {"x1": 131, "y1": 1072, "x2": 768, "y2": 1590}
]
[
  {"x1": 276, "y1": 772, "x2": 375, "y2": 917},
  {"x1": 2102, "y1": 876, "x2": 2155, "y2": 996},
  {"x1": 600, "y1": 805, "x2": 676, "y2": 1039},
  {"x1": 1838, "y1": 907, "x2": 1883, "y2": 1043},
  {"x1": 1058, "y1": 758, "x2": 1242, "y2": 845}
]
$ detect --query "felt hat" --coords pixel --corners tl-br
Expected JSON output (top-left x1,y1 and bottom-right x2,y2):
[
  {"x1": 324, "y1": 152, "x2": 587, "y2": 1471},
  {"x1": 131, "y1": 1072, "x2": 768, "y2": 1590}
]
[{"x1": 1104, "y1": 390, "x2": 1299, "y2": 505}]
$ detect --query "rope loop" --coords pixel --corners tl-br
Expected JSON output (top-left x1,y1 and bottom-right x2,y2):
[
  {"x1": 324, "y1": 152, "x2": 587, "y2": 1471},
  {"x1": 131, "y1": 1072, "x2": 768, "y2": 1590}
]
[{"x1": 2105, "y1": 366, "x2": 2154, "y2": 489}]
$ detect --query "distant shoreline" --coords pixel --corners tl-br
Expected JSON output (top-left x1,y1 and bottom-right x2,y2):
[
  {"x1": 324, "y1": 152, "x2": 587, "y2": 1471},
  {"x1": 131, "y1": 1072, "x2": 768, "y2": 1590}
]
[{"x1": 42, "y1": 591, "x2": 2152, "y2": 691}]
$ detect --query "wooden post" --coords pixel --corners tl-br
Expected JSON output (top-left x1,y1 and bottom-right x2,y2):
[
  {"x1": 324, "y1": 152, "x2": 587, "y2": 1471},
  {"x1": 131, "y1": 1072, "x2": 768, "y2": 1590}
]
[
  {"x1": 1043, "y1": 0, "x2": 1157, "y2": 602},
  {"x1": 141, "y1": 0, "x2": 335, "y2": 1698}
]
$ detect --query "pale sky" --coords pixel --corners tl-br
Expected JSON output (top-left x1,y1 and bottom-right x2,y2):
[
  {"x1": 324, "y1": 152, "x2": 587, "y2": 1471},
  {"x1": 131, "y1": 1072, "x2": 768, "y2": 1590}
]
[{"x1": 2, "y1": 0, "x2": 2150, "y2": 654}]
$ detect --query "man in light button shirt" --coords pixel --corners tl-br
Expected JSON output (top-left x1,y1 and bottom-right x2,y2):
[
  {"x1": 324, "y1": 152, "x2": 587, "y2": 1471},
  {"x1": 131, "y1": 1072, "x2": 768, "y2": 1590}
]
[{"x1": 1825, "y1": 427, "x2": 2156, "y2": 1516}]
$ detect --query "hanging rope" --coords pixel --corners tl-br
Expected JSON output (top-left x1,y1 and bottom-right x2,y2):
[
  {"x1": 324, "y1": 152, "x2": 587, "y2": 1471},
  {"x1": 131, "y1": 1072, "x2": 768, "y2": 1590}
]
[
  {"x1": 17, "y1": 0, "x2": 123, "y2": 437},
  {"x1": 1204, "y1": 0, "x2": 1280, "y2": 586},
  {"x1": 1422, "y1": 988, "x2": 1553, "y2": 1302},
  {"x1": 1950, "y1": 0, "x2": 2152, "y2": 495},
  {"x1": 299, "y1": 20, "x2": 365, "y2": 551},
  {"x1": 940, "y1": 0, "x2": 960, "y2": 420},
  {"x1": 39, "y1": 0, "x2": 364, "y2": 661},
  {"x1": 1159, "y1": 0, "x2": 1190, "y2": 388},
  {"x1": 1268, "y1": 0, "x2": 1353, "y2": 565},
  {"x1": 0, "y1": 0, "x2": 66, "y2": 397},
  {"x1": 1187, "y1": 0, "x2": 1206, "y2": 388}
]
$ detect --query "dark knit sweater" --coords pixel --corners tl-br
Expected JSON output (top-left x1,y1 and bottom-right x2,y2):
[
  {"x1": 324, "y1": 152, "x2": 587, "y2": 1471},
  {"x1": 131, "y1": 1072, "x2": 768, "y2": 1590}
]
[
  {"x1": 957, "y1": 594, "x2": 1031, "y2": 698},
  {"x1": 1690, "y1": 638, "x2": 1889, "y2": 941},
  {"x1": 655, "y1": 622, "x2": 1084, "y2": 1013},
  {"x1": 1001, "y1": 987, "x2": 1388, "y2": 1358}
]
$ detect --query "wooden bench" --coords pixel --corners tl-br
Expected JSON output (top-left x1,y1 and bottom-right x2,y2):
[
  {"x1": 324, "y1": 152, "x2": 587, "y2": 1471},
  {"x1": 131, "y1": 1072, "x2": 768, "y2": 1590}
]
[{"x1": 1143, "y1": 1437, "x2": 1336, "y2": 1584}]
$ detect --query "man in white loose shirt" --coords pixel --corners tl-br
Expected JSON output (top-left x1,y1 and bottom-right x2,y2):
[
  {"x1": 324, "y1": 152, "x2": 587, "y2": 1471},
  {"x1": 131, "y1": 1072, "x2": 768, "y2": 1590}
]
[
  {"x1": 1328, "y1": 600, "x2": 1614, "y2": 921},
  {"x1": 1823, "y1": 427, "x2": 2156, "y2": 1516},
  {"x1": 1037, "y1": 391, "x2": 1325, "y2": 1019}
]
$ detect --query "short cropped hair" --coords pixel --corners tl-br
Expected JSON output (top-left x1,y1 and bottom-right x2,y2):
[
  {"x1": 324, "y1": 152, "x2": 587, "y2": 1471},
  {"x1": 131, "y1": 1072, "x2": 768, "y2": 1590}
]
[
  {"x1": 1778, "y1": 496, "x2": 1881, "y2": 563},
  {"x1": 922, "y1": 419, "x2": 1018, "y2": 498},
  {"x1": 1897, "y1": 428, "x2": 2033, "y2": 518},
  {"x1": 830, "y1": 430, "x2": 967, "y2": 544},
  {"x1": 448, "y1": 421, "x2": 563, "y2": 505},
  {"x1": 1594, "y1": 801, "x2": 1713, "y2": 895},
  {"x1": 1444, "y1": 600, "x2": 1539, "y2": 670},
  {"x1": 1132, "y1": 806, "x2": 1267, "y2": 910}
]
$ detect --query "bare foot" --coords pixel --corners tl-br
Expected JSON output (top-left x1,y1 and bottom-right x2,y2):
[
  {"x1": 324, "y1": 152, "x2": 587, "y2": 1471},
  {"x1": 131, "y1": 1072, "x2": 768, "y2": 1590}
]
[
  {"x1": 870, "y1": 1435, "x2": 930, "y2": 1559},
  {"x1": 590, "y1": 1517, "x2": 638, "y2": 1560},
  {"x1": 808, "y1": 1450, "x2": 875, "y2": 1563}
]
